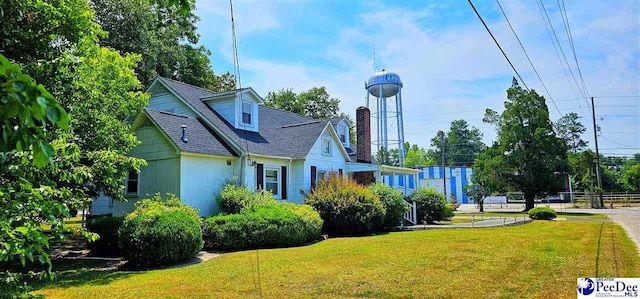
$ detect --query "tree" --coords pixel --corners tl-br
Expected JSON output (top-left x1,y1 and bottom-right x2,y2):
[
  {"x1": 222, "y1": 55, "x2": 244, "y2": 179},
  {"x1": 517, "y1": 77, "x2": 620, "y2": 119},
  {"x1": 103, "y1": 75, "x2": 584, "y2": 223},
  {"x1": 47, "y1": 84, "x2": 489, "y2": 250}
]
[
  {"x1": 90, "y1": 0, "x2": 234, "y2": 90},
  {"x1": 428, "y1": 120, "x2": 485, "y2": 166},
  {"x1": 264, "y1": 86, "x2": 340, "y2": 120},
  {"x1": 404, "y1": 143, "x2": 434, "y2": 168},
  {"x1": 621, "y1": 164, "x2": 640, "y2": 191},
  {"x1": 0, "y1": 1, "x2": 149, "y2": 295},
  {"x1": 471, "y1": 144, "x2": 509, "y2": 212},
  {"x1": 264, "y1": 88, "x2": 304, "y2": 115},
  {"x1": 480, "y1": 78, "x2": 568, "y2": 211},
  {"x1": 554, "y1": 112, "x2": 588, "y2": 152}
]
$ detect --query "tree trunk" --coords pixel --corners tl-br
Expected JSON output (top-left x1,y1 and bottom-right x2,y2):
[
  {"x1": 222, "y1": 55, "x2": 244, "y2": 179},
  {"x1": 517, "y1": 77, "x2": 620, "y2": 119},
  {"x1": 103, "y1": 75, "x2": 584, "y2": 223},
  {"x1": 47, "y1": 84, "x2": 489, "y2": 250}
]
[
  {"x1": 479, "y1": 200, "x2": 484, "y2": 212},
  {"x1": 524, "y1": 193, "x2": 535, "y2": 211}
]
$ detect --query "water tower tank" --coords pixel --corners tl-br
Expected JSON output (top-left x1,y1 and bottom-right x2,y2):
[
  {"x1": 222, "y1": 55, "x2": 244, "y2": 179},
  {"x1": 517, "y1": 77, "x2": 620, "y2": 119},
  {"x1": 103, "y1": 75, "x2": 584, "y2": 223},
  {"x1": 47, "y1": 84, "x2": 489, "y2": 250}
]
[{"x1": 366, "y1": 70, "x2": 403, "y2": 98}]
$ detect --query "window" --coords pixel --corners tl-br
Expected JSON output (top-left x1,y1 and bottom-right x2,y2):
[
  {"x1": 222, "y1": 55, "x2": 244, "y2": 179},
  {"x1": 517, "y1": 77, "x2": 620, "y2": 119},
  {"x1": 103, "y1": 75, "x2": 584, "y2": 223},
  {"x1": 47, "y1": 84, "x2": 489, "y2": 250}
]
[
  {"x1": 125, "y1": 170, "x2": 139, "y2": 195},
  {"x1": 265, "y1": 168, "x2": 279, "y2": 196},
  {"x1": 340, "y1": 126, "x2": 347, "y2": 143},
  {"x1": 322, "y1": 139, "x2": 332, "y2": 156},
  {"x1": 316, "y1": 170, "x2": 328, "y2": 182},
  {"x1": 242, "y1": 101, "x2": 252, "y2": 125}
]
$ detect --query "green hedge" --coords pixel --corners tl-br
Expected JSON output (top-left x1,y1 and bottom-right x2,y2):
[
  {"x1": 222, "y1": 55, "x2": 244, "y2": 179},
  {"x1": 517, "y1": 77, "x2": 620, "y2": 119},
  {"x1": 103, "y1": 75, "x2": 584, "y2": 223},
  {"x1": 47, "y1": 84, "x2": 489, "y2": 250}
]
[
  {"x1": 86, "y1": 215, "x2": 124, "y2": 257},
  {"x1": 367, "y1": 183, "x2": 409, "y2": 228},
  {"x1": 118, "y1": 194, "x2": 203, "y2": 267},
  {"x1": 202, "y1": 203, "x2": 322, "y2": 250},
  {"x1": 410, "y1": 188, "x2": 452, "y2": 224},
  {"x1": 305, "y1": 175, "x2": 385, "y2": 235},
  {"x1": 216, "y1": 184, "x2": 276, "y2": 214},
  {"x1": 528, "y1": 207, "x2": 557, "y2": 220}
]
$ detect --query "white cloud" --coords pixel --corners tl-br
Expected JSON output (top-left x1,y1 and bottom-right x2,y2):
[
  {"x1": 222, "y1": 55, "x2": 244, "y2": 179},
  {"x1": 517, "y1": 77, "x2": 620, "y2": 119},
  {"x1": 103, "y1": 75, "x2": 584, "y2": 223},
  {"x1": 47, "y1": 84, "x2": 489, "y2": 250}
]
[{"x1": 195, "y1": 0, "x2": 640, "y2": 154}]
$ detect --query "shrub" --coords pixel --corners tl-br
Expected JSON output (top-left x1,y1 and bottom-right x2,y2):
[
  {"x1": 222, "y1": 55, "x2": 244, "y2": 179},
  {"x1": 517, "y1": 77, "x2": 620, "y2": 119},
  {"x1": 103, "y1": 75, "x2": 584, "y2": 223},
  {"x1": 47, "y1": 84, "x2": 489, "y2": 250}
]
[
  {"x1": 86, "y1": 215, "x2": 124, "y2": 256},
  {"x1": 118, "y1": 194, "x2": 203, "y2": 267},
  {"x1": 129, "y1": 193, "x2": 201, "y2": 223},
  {"x1": 202, "y1": 204, "x2": 322, "y2": 250},
  {"x1": 528, "y1": 207, "x2": 557, "y2": 220},
  {"x1": 410, "y1": 188, "x2": 450, "y2": 224},
  {"x1": 305, "y1": 175, "x2": 385, "y2": 235},
  {"x1": 216, "y1": 184, "x2": 276, "y2": 214},
  {"x1": 367, "y1": 183, "x2": 408, "y2": 228}
]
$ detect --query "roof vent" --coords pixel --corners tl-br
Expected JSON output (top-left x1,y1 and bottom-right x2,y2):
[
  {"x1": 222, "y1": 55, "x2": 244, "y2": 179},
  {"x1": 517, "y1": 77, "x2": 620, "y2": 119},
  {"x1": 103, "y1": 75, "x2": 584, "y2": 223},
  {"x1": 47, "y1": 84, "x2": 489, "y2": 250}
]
[{"x1": 181, "y1": 125, "x2": 188, "y2": 143}]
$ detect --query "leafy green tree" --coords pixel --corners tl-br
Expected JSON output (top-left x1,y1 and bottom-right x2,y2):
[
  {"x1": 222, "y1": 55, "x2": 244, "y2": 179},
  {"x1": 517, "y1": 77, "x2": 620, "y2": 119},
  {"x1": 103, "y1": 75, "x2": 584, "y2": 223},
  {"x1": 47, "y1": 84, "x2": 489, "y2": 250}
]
[
  {"x1": 554, "y1": 112, "x2": 588, "y2": 152},
  {"x1": 428, "y1": 120, "x2": 485, "y2": 166},
  {"x1": 404, "y1": 143, "x2": 434, "y2": 168},
  {"x1": 621, "y1": 164, "x2": 640, "y2": 191},
  {"x1": 264, "y1": 86, "x2": 340, "y2": 120},
  {"x1": 265, "y1": 88, "x2": 304, "y2": 115},
  {"x1": 375, "y1": 146, "x2": 395, "y2": 166},
  {"x1": 481, "y1": 78, "x2": 568, "y2": 210},
  {"x1": 90, "y1": 0, "x2": 234, "y2": 90}
]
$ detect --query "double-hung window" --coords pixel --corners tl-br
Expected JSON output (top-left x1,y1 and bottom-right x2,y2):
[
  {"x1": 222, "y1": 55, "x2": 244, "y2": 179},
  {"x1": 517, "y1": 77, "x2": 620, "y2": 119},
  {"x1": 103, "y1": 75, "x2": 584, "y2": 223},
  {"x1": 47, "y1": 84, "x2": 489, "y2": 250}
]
[
  {"x1": 265, "y1": 168, "x2": 279, "y2": 196},
  {"x1": 125, "y1": 170, "x2": 139, "y2": 195},
  {"x1": 322, "y1": 139, "x2": 332, "y2": 156},
  {"x1": 242, "y1": 101, "x2": 252, "y2": 125}
]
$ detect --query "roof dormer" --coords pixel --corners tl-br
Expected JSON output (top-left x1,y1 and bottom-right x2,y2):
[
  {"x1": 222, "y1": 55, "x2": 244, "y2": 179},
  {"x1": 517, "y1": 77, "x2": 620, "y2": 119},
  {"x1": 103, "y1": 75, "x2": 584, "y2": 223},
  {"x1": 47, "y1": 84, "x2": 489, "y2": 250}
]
[
  {"x1": 331, "y1": 117, "x2": 352, "y2": 149},
  {"x1": 202, "y1": 88, "x2": 263, "y2": 132}
]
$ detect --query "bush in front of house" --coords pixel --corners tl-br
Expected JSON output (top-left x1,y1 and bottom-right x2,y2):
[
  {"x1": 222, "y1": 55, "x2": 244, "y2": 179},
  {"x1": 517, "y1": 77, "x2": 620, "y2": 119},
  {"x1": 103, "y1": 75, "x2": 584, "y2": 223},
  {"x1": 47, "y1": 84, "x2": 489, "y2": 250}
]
[
  {"x1": 528, "y1": 207, "x2": 557, "y2": 220},
  {"x1": 86, "y1": 215, "x2": 125, "y2": 256},
  {"x1": 118, "y1": 194, "x2": 203, "y2": 267},
  {"x1": 305, "y1": 175, "x2": 385, "y2": 235},
  {"x1": 216, "y1": 184, "x2": 277, "y2": 214},
  {"x1": 410, "y1": 188, "x2": 451, "y2": 224},
  {"x1": 367, "y1": 183, "x2": 409, "y2": 229},
  {"x1": 202, "y1": 203, "x2": 322, "y2": 250}
]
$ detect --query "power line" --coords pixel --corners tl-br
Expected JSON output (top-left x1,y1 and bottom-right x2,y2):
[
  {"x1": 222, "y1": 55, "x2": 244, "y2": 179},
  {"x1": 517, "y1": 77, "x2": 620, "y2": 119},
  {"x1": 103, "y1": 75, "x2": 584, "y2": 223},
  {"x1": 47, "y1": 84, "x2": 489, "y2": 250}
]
[
  {"x1": 558, "y1": 0, "x2": 590, "y2": 98},
  {"x1": 536, "y1": 0, "x2": 590, "y2": 109},
  {"x1": 467, "y1": 0, "x2": 530, "y2": 90},
  {"x1": 495, "y1": 0, "x2": 562, "y2": 117}
]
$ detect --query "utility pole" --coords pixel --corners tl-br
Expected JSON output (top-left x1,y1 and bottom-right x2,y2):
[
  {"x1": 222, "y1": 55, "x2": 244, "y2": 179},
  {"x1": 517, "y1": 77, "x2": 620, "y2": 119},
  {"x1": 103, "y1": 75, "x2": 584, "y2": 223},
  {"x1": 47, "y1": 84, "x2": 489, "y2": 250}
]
[
  {"x1": 441, "y1": 133, "x2": 447, "y2": 200},
  {"x1": 591, "y1": 96, "x2": 604, "y2": 208}
]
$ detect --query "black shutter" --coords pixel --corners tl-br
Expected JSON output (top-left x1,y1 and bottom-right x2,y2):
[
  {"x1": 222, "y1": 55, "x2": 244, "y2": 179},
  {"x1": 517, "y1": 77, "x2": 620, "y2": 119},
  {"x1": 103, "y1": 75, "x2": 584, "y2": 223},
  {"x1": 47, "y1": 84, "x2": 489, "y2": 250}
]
[
  {"x1": 256, "y1": 163, "x2": 264, "y2": 190},
  {"x1": 310, "y1": 166, "x2": 317, "y2": 190},
  {"x1": 338, "y1": 169, "x2": 343, "y2": 177},
  {"x1": 281, "y1": 166, "x2": 287, "y2": 200}
]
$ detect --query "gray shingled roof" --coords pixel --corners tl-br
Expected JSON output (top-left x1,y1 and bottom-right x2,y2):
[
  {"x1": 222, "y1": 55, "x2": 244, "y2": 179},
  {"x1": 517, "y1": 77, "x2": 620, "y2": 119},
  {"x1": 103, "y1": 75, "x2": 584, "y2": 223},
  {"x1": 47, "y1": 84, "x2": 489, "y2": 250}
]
[
  {"x1": 145, "y1": 109, "x2": 237, "y2": 157},
  {"x1": 157, "y1": 77, "x2": 337, "y2": 159}
]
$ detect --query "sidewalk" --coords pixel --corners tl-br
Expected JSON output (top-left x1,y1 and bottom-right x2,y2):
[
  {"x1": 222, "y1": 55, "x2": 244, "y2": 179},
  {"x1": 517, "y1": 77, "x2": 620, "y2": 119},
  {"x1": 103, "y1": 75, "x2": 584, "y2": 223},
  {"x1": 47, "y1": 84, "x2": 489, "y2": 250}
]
[{"x1": 403, "y1": 217, "x2": 532, "y2": 230}]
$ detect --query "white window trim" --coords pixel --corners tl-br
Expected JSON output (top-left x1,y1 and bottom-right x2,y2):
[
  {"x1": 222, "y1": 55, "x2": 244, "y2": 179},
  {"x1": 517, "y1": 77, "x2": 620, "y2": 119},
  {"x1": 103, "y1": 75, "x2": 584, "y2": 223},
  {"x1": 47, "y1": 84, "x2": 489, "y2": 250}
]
[
  {"x1": 241, "y1": 100, "x2": 253, "y2": 127},
  {"x1": 321, "y1": 138, "x2": 332, "y2": 156},
  {"x1": 125, "y1": 171, "x2": 140, "y2": 197},
  {"x1": 264, "y1": 167, "x2": 280, "y2": 198}
]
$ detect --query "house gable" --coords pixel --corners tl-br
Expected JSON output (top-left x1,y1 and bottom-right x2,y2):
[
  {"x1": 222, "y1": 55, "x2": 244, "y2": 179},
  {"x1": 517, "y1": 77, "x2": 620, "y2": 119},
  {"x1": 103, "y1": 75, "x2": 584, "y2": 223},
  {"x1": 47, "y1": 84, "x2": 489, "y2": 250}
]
[{"x1": 146, "y1": 83, "x2": 197, "y2": 117}]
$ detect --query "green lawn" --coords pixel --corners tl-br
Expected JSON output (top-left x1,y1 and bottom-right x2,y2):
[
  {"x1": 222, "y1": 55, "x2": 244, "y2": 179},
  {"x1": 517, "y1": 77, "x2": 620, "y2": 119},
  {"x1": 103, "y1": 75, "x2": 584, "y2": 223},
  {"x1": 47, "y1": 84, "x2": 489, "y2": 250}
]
[
  {"x1": 34, "y1": 220, "x2": 638, "y2": 298},
  {"x1": 41, "y1": 216, "x2": 84, "y2": 231}
]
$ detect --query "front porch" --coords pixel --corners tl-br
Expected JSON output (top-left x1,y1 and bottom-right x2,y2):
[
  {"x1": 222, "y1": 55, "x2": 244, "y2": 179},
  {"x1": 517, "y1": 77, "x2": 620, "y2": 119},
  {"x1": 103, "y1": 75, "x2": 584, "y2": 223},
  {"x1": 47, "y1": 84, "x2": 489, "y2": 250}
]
[{"x1": 345, "y1": 162, "x2": 420, "y2": 197}]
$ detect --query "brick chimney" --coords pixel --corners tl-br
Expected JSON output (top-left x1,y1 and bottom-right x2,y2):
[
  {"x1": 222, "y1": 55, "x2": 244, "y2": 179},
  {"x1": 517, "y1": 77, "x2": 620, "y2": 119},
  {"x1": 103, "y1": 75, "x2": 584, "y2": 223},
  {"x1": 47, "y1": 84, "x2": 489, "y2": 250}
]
[{"x1": 356, "y1": 106, "x2": 371, "y2": 163}]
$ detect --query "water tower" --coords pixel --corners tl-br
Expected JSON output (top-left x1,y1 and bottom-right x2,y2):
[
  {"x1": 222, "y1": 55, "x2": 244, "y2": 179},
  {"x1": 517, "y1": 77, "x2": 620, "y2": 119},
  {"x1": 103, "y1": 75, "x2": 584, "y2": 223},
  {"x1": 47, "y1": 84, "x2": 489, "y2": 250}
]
[{"x1": 365, "y1": 69, "x2": 406, "y2": 165}]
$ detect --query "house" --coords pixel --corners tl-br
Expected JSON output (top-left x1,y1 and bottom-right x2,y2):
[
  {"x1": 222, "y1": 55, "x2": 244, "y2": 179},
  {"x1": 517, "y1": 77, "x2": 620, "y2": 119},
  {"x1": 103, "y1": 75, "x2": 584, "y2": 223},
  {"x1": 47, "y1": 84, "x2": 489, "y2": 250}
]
[{"x1": 91, "y1": 77, "x2": 419, "y2": 216}]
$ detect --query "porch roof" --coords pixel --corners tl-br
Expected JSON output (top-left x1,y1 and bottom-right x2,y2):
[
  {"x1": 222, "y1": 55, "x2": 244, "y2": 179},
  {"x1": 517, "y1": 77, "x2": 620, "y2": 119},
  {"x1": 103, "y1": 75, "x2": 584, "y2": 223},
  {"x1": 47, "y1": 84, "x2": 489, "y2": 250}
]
[{"x1": 345, "y1": 162, "x2": 420, "y2": 175}]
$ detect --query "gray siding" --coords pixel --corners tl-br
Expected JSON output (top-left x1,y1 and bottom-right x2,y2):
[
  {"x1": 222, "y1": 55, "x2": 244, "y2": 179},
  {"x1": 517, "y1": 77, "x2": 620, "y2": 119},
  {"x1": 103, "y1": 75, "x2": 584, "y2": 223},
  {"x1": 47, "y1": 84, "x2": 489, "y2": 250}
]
[{"x1": 206, "y1": 97, "x2": 236, "y2": 125}]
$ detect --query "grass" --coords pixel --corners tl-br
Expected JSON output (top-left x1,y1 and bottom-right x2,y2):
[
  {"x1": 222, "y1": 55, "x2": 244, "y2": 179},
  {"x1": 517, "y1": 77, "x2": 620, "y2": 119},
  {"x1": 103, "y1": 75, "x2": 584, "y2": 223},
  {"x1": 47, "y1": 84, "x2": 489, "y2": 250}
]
[
  {"x1": 41, "y1": 216, "x2": 84, "y2": 231},
  {"x1": 34, "y1": 220, "x2": 639, "y2": 299}
]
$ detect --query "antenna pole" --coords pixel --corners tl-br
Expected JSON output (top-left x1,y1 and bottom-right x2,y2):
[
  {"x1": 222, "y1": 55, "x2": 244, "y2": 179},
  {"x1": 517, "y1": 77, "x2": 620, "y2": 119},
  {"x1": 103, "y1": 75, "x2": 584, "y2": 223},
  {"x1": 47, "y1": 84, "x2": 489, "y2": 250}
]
[{"x1": 372, "y1": 37, "x2": 376, "y2": 72}]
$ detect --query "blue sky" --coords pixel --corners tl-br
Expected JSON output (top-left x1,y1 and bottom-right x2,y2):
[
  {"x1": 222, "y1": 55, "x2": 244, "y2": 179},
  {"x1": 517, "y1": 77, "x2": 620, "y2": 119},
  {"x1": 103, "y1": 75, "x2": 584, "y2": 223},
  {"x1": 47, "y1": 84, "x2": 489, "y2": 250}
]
[{"x1": 194, "y1": 0, "x2": 639, "y2": 157}]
